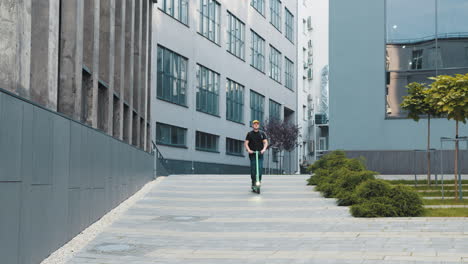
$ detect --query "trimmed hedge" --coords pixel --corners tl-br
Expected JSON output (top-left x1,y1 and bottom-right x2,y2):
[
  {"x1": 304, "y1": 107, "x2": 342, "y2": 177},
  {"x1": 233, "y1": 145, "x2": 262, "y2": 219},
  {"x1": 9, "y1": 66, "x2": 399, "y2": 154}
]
[{"x1": 307, "y1": 151, "x2": 424, "y2": 217}]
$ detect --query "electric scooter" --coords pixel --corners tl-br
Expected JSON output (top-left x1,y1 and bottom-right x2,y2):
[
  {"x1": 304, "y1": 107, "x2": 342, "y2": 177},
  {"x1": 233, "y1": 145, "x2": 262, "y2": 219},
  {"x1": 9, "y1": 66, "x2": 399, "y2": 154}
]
[{"x1": 252, "y1": 151, "x2": 261, "y2": 194}]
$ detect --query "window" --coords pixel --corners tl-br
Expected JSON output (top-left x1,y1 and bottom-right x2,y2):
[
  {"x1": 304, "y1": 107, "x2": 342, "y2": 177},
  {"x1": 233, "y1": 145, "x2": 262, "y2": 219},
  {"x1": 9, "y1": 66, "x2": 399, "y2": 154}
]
[
  {"x1": 270, "y1": 0, "x2": 282, "y2": 31},
  {"x1": 269, "y1": 99, "x2": 281, "y2": 121},
  {"x1": 199, "y1": 0, "x2": 221, "y2": 44},
  {"x1": 250, "y1": 90, "x2": 265, "y2": 123},
  {"x1": 285, "y1": 57, "x2": 294, "y2": 90},
  {"x1": 269, "y1": 45, "x2": 282, "y2": 82},
  {"x1": 196, "y1": 131, "x2": 219, "y2": 152},
  {"x1": 303, "y1": 105, "x2": 307, "y2": 120},
  {"x1": 226, "y1": 79, "x2": 245, "y2": 123},
  {"x1": 196, "y1": 64, "x2": 220, "y2": 116},
  {"x1": 157, "y1": 46, "x2": 188, "y2": 106},
  {"x1": 411, "y1": 49, "x2": 423, "y2": 70},
  {"x1": 227, "y1": 12, "x2": 245, "y2": 60},
  {"x1": 303, "y1": 48, "x2": 307, "y2": 69},
  {"x1": 160, "y1": 0, "x2": 189, "y2": 25},
  {"x1": 250, "y1": 30, "x2": 266, "y2": 72},
  {"x1": 302, "y1": 19, "x2": 306, "y2": 35},
  {"x1": 226, "y1": 138, "x2": 244, "y2": 156},
  {"x1": 285, "y1": 8, "x2": 294, "y2": 43},
  {"x1": 156, "y1": 123, "x2": 187, "y2": 147},
  {"x1": 251, "y1": 0, "x2": 265, "y2": 16}
]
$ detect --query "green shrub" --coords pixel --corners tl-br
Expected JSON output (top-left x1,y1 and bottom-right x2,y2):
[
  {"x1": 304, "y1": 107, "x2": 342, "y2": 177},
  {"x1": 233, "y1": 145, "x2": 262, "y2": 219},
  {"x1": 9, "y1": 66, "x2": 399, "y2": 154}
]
[
  {"x1": 333, "y1": 169, "x2": 377, "y2": 206},
  {"x1": 307, "y1": 151, "x2": 366, "y2": 186},
  {"x1": 307, "y1": 168, "x2": 331, "y2": 186},
  {"x1": 354, "y1": 179, "x2": 392, "y2": 202},
  {"x1": 351, "y1": 183, "x2": 424, "y2": 217},
  {"x1": 388, "y1": 185, "x2": 424, "y2": 217},
  {"x1": 350, "y1": 200, "x2": 399, "y2": 217},
  {"x1": 306, "y1": 151, "x2": 423, "y2": 218},
  {"x1": 307, "y1": 151, "x2": 348, "y2": 173}
]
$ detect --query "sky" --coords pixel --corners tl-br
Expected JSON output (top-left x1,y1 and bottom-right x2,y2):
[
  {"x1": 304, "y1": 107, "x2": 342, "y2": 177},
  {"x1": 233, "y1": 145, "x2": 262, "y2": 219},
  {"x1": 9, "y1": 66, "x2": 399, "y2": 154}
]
[{"x1": 386, "y1": 0, "x2": 468, "y2": 41}]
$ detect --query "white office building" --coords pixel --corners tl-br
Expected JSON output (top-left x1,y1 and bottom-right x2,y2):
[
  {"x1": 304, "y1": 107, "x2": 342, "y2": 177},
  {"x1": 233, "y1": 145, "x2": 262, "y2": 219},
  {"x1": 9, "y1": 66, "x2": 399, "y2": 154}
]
[
  {"x1": 151, "y1": 0, "x2": 298, "y2": 174},
  {"x1": 297, "y1": 0, "x2": 329, "y2": 172}
]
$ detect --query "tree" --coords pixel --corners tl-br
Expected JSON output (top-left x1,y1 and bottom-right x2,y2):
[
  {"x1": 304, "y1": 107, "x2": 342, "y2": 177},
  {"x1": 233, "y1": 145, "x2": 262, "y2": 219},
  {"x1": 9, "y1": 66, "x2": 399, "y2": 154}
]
[
  {"x1": 426, "y1": 74, "x2": 468, "y2": 200},
  {"x1": 401, "y1": 82, "x2": 439, "y2": 185},
  {"x1": 264, "y1": 118, "x2": 301, "y2": 173}
]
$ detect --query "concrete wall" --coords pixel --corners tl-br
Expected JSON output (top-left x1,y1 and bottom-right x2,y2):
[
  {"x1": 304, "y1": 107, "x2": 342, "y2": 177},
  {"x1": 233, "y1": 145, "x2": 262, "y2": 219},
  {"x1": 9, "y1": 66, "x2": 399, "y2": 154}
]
[
  {"x1": 151, "y1": 0, "x2": 298, "y2": 174},
  {"x1": 329, "y1": 0, "x2": 468, "y2": 153},
  {"x1": 0, "y1": 89, "x2": 154, "y2": 264},
  {"x1": 0, "y1": 0, "x2": 153, "y2": 152}
]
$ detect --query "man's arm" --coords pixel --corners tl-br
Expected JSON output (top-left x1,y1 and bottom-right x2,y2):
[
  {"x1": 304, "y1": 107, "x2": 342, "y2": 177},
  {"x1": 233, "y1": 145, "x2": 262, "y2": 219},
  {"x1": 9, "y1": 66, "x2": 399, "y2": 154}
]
[
  {"x1": 244, "y1": 140, "x2": 254, "y2": 154},
  {"x1": 261, "y1": 139, "x2": 268, "y2": 154}
]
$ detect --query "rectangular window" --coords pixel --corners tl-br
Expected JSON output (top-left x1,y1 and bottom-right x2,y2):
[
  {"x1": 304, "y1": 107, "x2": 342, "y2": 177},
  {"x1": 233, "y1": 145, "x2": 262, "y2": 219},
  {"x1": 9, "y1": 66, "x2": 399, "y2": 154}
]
[
  {"x1": 302, "y1": 19, "x2": 306, "y2": 35},
  {"x1": 269, "y1": 45, "x2": 282, "y2": 83},
  {"x1": 285, "y1": 8, "x2": 294, "y2": 43},
  {"x1": 161, "y1": 0, "x2": 189, "y2": 25},
  {"x1": 196, "y1": 64, "x2": 220, "y2": 116},
  {"x1": 269, "y1": 99, "x2": 281, "y2": 121},
  {"x1": 157, "y1": 45, "x2": 188, "y2": 106},
  {"x1": 411, "y1": 49, "x2": 423, "y2": 70},
  {"x1": 250, "y1": 90, "x2": 265, "y2": 123},
  {"x1": 196, "y1": 131, "x2": 219, "y2": 152},
  {"x1": 270, "y1": 0, "x2": 282, "y2": 31},
  {"x1": 226, "y1": 138, "x2": 244, "y2": 156},
  {"x1": 199, "y1": 0, "x2": 221, "y2": 44},
  {"x1": 251, "y1": 0, "x2": 265, "y2": 16},
  {"x1": 285, "y1": 57, "x2": 294, "y2": 90},
  {"x1": 250, "y1": 30, "x2": 266, "y2": 72},
  {"x1": 303, "y1": 105, "x2": 307, "y2": 120},
  {"x1": 226, "y1": 79, "x2": 245, "y2": 123},
  {"x1": 156, "y1": 122, "x2": 187, "y2": 147},
  {"x1": 227, "y1": 12, "x2": 245, "y2": 60}
]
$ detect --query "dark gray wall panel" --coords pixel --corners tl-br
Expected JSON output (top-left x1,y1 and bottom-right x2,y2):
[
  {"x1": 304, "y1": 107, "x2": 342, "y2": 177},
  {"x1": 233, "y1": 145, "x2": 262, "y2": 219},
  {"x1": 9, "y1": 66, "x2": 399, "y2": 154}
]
[
  {"x1": 19, "y1": 185, "x2": 55, "y2": 264},
  {"x1": 0, "y1": 93, "x2": 23, "y2": 181},
  {"x1": 0, "y1": 182, "x2": 21, "y2": 264},
  {"x1": 0, "y1": 90, "x2": 154, "y2": 264},
  {"x1": 69, "y1": 122, "x2": 82, "y2": 188},
  {"x1": 32, "y1": 107, "x2": 53, "y2": 185},
  {"x1": 343, "y1": 150, "x2": 468, "y2": 174}
]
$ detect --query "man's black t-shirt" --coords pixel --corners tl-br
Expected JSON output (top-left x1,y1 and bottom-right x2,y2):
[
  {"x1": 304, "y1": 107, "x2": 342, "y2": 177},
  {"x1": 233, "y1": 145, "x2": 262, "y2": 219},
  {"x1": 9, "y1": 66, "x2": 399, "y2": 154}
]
[{"x1": 245, "y1": 130, "x2": 267, "y2": 155}]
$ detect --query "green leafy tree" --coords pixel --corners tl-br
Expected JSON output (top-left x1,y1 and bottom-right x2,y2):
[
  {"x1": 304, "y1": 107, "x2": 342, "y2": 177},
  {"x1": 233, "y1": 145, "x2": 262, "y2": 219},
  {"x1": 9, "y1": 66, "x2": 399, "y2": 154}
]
[
  {"x1": 426, "y1": 74, "x2": 468, "y2": 200},
  {"x1": 401, "y1": 82, "x2": 439, "y2": 185}
]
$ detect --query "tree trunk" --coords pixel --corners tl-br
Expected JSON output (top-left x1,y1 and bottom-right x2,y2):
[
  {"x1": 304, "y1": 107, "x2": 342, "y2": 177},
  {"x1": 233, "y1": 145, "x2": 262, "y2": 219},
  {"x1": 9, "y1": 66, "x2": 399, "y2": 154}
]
[
  {"x1": 279, "y1": 150, "x2": 283, "y2": 174},
  {"x1": 454, "y1": 121, "x2": 459, "y2": 201},
  {"x1": 427, "y1": 115, "x2": 431, "y2": 185}
]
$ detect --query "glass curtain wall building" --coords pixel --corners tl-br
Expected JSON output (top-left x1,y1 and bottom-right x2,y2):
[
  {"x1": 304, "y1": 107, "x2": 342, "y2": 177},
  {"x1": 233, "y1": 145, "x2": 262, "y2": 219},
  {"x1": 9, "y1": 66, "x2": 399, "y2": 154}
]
[
  {"x1": 385, "y1": 0, "x2": 468, "y2": 117},
  {"x1": 329, "y1": 0, "x2": 468, "y2": 174}
]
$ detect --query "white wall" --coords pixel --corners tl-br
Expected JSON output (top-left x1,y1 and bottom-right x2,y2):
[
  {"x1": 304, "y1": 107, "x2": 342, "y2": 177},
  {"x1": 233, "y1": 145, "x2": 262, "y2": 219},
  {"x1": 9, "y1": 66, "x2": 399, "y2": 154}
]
[{"x1": 297, "y1": 0, "x2": 329, "y2": 168}]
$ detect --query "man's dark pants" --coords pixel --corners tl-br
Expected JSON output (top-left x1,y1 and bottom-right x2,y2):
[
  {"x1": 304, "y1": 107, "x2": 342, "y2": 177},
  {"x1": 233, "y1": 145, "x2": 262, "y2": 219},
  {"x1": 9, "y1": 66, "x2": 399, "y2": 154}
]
[{"x1": 249, "y1": 154, "x2": 263, "y2": 186}]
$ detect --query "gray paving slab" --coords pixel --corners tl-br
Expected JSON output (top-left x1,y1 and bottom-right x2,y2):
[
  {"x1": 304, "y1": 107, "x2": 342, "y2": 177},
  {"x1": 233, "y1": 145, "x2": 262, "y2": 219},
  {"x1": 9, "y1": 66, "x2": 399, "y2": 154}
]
[{"x1": 67, "y1": 174, "x2": 468, "y2": 264}]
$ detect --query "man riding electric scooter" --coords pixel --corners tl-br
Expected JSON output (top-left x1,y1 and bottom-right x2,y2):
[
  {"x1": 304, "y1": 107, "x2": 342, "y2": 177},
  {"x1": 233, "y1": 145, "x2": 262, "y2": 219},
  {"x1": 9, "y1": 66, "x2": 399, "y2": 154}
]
[{"x1": 244, "y1": 120, "x2": 268, "y2": 193}]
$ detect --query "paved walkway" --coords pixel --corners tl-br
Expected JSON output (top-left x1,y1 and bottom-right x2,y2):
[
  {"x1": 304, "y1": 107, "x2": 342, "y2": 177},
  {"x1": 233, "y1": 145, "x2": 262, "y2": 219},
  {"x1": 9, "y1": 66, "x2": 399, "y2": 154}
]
[{"x1": 67, "y1": 174, "x2": 468, "y2": 264}]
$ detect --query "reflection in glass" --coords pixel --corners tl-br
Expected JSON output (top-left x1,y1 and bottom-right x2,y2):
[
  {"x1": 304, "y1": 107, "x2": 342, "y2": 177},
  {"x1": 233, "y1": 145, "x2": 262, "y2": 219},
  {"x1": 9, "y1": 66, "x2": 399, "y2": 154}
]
[{"x1": 385, "y1": 0, "x2": 468, "y2": 117}]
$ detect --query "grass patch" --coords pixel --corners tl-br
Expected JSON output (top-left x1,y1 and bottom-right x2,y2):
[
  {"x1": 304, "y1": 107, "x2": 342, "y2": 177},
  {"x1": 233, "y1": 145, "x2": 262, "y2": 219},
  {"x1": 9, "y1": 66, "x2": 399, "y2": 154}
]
[
  {"x1": 423, "y1": 199, "x2": 468, "y2": 205},
  {"x1": 411, "y1": 185, "x2": 466, "y2": 191},
  {"x1": 419, "y1": 191, "x2": 468, "y2": 197},
  {"x1": 423, "y1": 208, "x2": 468, "y2": 217},
  {"x1": 386, "y1": 179, "x2": 468, "y2": 185}
]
